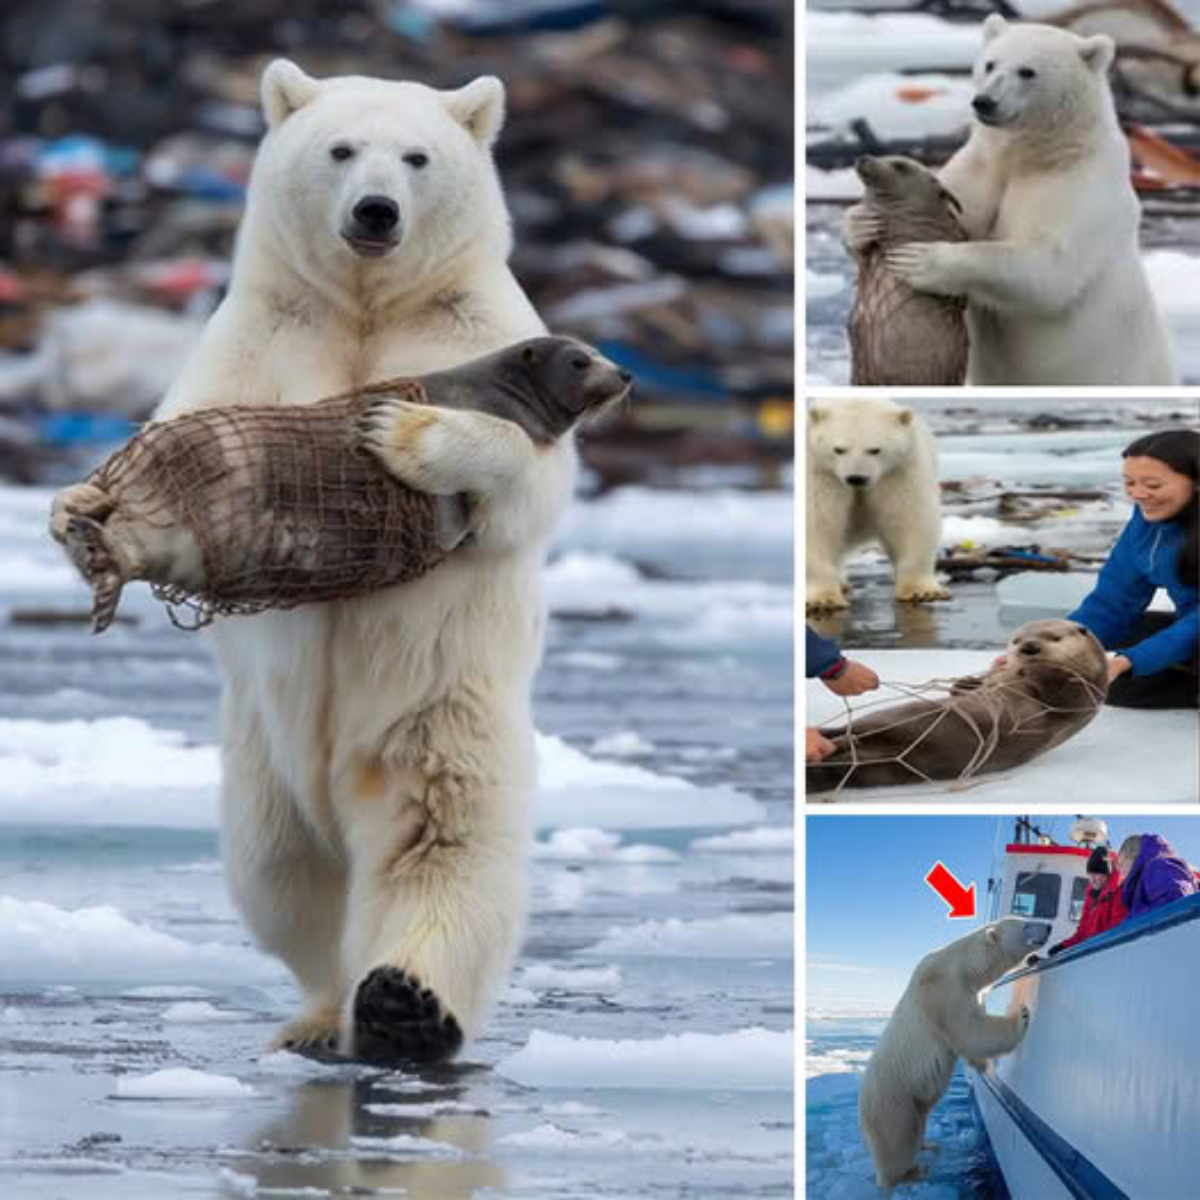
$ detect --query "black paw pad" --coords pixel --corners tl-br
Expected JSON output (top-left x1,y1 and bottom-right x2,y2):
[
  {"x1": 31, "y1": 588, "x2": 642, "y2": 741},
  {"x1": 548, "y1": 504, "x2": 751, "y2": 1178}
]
[{"x1": 352, "y1": 967, "x2": 463, "y2": 1065}]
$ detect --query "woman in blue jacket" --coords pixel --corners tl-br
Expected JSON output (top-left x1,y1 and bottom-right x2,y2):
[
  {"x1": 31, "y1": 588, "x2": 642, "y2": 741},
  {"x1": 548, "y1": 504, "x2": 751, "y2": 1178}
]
[{"x1": 1069, "y1": 430, "x2": 1198, "y2": 709}]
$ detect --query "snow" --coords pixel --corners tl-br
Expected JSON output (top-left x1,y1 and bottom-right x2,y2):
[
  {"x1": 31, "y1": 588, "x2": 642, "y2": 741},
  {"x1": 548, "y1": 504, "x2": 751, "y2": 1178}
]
[
  {"x1": 589, "y1": 730, "x2": 655, "y2": 758},
  {"x1": 1146, "y1": 250, "x2": 1200, "y2": 384},
  {"x1": 583, "y1": 912, "x2": 791, "y2": 959},
  {"x1": 0, "y1": 895, "x2": 279, "y2": 986},
  {"x1": 348, "y1": 1133, "x2": 461, "y2": 1158},
  {"x1": 159, "y1": 1001, "x2": 241, "y2": 1023},
  {"x1": 498, "y1": 1123, "x2": 629, "y2": 1151},
  {"x1": 496, "y1": 1027, "x2": 793, "y2": 1091},
  {"x1": 520, "y1": 964, "x2": 622, "y2": 993},
  {"x1": 533, "y1": 827, "x2": 679, "y2": 864},
  {"x1": 810, "y1": 73, "x2": 972, "y2": 141},
  {"x1": 690, "y1": 826, "x2": 793, "y2": 853},
  {"x1": 807, "y1": 649, "x2": 1197, "y2": 802},
  {"x1": 112, "y1": 1068, "x2": 256, "y2": 1100}
]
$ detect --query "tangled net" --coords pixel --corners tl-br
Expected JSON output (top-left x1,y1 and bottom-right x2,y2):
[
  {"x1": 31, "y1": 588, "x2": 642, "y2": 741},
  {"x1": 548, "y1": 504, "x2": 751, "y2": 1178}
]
[
  {"x1": 812, "y1": 665, "x2": 1108, "y2": 799},
  {"x1": 84, "y1": 380, "x2": 456, "y2": 631}
]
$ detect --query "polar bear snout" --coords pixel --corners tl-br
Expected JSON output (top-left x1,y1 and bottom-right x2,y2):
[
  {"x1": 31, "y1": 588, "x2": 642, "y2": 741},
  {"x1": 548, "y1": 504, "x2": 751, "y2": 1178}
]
[
  {"x1": 343, "y1": 194, "x2": 403, "y2": 255},
  {"x1": 972, "y1": 94, "x2": 999, "y2": 122}
]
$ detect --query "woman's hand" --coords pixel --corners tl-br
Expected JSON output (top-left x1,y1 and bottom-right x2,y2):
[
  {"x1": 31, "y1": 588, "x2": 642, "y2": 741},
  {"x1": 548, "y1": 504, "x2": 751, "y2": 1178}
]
[
  {"x1": 1107, "y1": 655, "x2": 1133, "y2": 683},
  {"x1": 822, "y1": 660, "x2": 880, "y2": 697},
  {"x1": 807, "y1": 728, "x2": 837, "y2": 762}
]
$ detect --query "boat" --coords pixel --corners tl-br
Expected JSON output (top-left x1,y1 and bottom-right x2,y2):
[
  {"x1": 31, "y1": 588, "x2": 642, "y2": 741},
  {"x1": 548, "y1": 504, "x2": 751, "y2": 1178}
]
[{"x1": 967, "y1": 817, "x2": 1200, "y2": 1200}]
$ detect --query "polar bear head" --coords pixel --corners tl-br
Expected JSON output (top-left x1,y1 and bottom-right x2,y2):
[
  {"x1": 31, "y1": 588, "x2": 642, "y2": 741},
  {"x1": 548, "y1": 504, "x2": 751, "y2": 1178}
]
[
  {"x1": 959, "y1": 917, "x2": 1051, "y2": 987},
  {"x1": 248, "y1": 59, "x2": 512, "y2": 288},
  {"x1": 971, "y1": 17, "x2": 1116, "y2": 138},
  {"x1": 807, "y1": 397, "x2": 919, "y2": 491}
]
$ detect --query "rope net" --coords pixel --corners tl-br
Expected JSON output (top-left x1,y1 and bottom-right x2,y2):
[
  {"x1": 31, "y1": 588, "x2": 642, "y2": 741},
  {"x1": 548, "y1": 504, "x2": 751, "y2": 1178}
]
[
  {"x1": 812, "y1": 666, "x2": 1108, "y2": 798},
  {"x1": 87, "y1": 381, "x2": 453, "y2": 630}
]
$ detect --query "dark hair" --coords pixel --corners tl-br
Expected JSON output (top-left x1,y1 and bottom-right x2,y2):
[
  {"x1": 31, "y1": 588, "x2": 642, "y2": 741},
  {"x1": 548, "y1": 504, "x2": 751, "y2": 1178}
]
[{"x1": 1123, "y1": 429, "x2": 1199, "y2": 590}]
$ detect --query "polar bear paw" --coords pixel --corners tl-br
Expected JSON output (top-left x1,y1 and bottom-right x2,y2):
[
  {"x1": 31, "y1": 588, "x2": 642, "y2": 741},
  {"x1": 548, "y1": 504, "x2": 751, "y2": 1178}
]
[
  {"x1": 885, "y1": 242, "x2": 960, "y2": 296},
  {"x1": 894, "y1": 578, "x2": 951, "y2": 604},
  {"x1": 806, "y1": 587, "x2": 849, "y2": 613},
  {"x1": 352, "y1": 966, "x2": 464, "y2": 1065},
  {"x1": 843, "y1": 204, "x2": 883, "y2": 257},
  {"x1": 359, "y1": 398, "x2": 443, "y2": 491},
  {"x1": 270, "y1": 1006, "x2": 345, "y2": 1062},
  {"x1": 49, "y1": 481, "x2": 113, "y2": 545}
]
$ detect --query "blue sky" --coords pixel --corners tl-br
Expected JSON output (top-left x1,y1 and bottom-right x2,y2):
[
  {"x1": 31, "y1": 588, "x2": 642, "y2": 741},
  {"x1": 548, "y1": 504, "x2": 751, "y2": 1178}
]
[{"x1": 806, "y1": 815, "x2": 1200, "y2": 1012}]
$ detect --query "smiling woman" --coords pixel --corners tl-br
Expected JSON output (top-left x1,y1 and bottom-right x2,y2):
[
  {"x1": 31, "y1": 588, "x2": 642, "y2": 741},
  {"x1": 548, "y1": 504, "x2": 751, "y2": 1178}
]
[{"x1": 1069, "y1": 429, "x2": 1200, "y2": 710}]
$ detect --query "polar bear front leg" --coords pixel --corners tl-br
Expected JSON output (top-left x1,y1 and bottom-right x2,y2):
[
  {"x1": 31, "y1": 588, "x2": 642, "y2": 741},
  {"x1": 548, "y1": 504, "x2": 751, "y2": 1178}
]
[
  {"x1": 941, "y1": 1002, "x2": 1031, "y2": 1062},
  {"x1": 871, "y1": 487, "x2": 950, "y2": 604},
  {"x1": 337, "y1": 744, "x2": 530, "y2": 1064},
  {"x1": 359, "y1": 399, "x2": 539, "y2": 497}
]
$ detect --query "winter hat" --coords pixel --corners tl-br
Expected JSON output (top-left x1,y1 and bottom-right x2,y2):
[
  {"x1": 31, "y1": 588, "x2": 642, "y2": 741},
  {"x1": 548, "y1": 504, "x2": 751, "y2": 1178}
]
[{"x1": 1087, "y1": 847, "x2": 1111, "y2": 875}]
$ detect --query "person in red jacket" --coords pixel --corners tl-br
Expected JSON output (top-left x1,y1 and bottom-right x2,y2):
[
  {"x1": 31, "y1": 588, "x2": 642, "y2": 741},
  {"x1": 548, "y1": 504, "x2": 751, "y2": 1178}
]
[{"x1": 1049, "y1": 847, "x2": 1129, "y2": 955}]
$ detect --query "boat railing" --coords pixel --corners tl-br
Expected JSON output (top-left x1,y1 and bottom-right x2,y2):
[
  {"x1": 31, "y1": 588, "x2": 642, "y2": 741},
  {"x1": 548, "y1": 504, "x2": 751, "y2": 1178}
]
[{"x1": 995, "y1": 892, "x2": 1200, "y2": 986}]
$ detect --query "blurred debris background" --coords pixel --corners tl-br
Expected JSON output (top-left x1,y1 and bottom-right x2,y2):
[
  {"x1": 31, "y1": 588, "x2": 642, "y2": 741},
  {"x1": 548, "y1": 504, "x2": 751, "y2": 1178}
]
[{"x1": 0, "y1": 0, "x2": 794, "y2": 486}]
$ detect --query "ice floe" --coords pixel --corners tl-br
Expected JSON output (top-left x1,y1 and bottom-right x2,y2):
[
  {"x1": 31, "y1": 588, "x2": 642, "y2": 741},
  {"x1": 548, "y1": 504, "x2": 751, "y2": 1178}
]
[
  {"x1": 112, "y1": 1067, "x2": 256, "y2": 1100},
  {"x1": 583, "y1": 912, "x2": 791, "y2": 959}
]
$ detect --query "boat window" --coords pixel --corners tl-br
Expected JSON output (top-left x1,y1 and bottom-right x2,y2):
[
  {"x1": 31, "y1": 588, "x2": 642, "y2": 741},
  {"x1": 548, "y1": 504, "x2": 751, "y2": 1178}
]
[
  {"x1": 1069, "y1": 877, "x2": 1088, "y2": 924},
  {"x1": 1012, "y1": 872, "x2": 1060, "y2": 919}
]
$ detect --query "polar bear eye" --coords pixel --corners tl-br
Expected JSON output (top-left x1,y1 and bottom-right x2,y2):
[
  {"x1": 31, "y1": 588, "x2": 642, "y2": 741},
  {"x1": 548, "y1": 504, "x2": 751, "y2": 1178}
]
[
  {"x1": 866, "y1": 448, "x2": 882, "y2": 455},
  {"x1": 403, "y1": 152, "x2": 430, "y2": 169},
  {"x1": 984, "y1": 60, "x2": 996, "y2": 73},
  {"x1": 833, "y1": 447, "x2": 848, "y2": 456},
  {"x1": 1018, "y1": 67, "x2": 1037, "y2": 80},
  {"x1": 330, "y1": 144, "x2": 355, "y2": 163}
]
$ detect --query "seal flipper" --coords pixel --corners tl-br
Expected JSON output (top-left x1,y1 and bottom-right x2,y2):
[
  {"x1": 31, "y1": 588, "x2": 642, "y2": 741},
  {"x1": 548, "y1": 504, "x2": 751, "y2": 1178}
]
[{"x1": 64, "y1": 515, "x2": 126, "y2": 634}]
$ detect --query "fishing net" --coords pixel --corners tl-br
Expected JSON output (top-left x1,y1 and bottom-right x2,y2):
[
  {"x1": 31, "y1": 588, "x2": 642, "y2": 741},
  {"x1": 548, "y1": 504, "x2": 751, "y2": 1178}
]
[
  {"x1": 84, "y1": 379, "x2": 455, "y2": 630},
  {"x1": 812, "y1": 667, "x2": 1108, "y2": 798}
]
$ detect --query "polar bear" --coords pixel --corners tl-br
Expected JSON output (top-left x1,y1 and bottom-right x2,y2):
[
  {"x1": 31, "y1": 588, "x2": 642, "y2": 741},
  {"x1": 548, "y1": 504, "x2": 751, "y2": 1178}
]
[
  {"x1": 845, "y1": 16, "x2": 1175, "y2": 386},
  {"x1": 53, "y1": 61, "x2": 565, "y2": 1063},
  {"x1": 806, "y1": 397, "x2": 948, "y2": 611},
  {"x1": 859, "y1": 917, "x2": 1049, "y2": 1192}
]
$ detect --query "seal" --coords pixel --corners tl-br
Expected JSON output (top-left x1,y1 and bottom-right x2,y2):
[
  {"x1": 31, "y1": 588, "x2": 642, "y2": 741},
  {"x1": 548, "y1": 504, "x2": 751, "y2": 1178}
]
[
  {"x1": 848, "y1": 155, "x2": 969, "y2": 387},
  {"x1": 807, "y1": 619, "x2": 1109, "y2": 795},
  {"x1": 49, "y1": 336, "x2": 631, "y2": 632}
]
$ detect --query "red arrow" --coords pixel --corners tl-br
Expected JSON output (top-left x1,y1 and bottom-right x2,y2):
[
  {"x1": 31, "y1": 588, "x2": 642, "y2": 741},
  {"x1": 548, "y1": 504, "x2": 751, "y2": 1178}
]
[{"x1": 925, "y1": 861, "x2": 977, "y2": 919}]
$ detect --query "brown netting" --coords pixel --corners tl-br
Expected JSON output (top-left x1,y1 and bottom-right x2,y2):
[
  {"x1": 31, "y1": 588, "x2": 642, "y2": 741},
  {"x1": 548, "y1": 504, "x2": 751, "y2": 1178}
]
[
  {"x1": 79, "y1": 380, "x2": 455, "y2": 631},
  {"x1": 812, "y1": 668, "x2": 1108, "y2": 799},
  {"x1": 848, "y1": 214, "x2": 969, "y2": 387}
]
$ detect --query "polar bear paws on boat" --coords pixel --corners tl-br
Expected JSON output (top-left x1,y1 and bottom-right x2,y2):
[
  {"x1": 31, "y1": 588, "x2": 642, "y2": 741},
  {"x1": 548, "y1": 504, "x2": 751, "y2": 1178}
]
[{"x1": 859, "y1": 917, "x2": 1049, "y2": 1192}]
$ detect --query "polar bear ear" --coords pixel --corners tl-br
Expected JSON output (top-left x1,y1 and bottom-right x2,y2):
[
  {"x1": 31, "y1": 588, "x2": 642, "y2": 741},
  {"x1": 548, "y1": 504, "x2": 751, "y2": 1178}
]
[
  {"x1": 808, "y1": 405, "x2": 827, "y2": 424},
  {"x1": 894, "y1": 407, "x2": 914, "y2": 427},
  {"x1": 985, "y1": 925, "x2": 1000, "y2": 945},
  {"x1": 982, "y1": 14, "x2": 1009, "y2": 44},
  {"x1": 1079, "y1": 34, "x2": 1116, "y2": 76},
  {"x1": 442, "y1": 76, "x2": 506, "y2": 148},
  {"x1": 261, "y1": 59, "x2": 321, "y2": 130}
]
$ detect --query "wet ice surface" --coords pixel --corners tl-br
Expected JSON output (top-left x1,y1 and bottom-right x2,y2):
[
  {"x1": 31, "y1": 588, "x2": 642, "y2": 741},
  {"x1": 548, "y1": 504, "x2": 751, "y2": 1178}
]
[
  {"x1": 804, "y1": 201, "x2": 1200, "y2": 387},
  {"x1": 807, "y1": 1018, "x2": 1001, "y2": 1200},
  {"x1": 0, "y1": 478, "x2": 793, "y2": 1199}
]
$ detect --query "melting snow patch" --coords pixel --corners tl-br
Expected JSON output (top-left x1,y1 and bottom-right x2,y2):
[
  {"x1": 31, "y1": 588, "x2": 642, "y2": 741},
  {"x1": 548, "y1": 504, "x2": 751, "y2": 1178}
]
[
  {"x1": 533, "y1": 827, "x2": 679, "y2": 864},
  {"x1": 113, "y1": 1068, "x2": 256, "y2": 1100},
  {"x1": 690, "y1": 826, "x2": 793, "y2": 853},
  {"x1": 584, "y1": 912, "x2": 791, "y2": 959},
  {"x1": 0, "y1": 896, "x2": 278, "y2": 985},
  {"x1": 496, "y1": 1027, "x2": 793, "y2": 1091}
]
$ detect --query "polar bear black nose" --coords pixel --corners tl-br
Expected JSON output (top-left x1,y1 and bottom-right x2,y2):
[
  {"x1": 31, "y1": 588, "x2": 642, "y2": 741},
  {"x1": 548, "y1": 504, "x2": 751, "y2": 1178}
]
[
  {"x1": 353, "y1": 196, "x2": 400, "y2": 234},
  {"x1": 845, "y1": 475, "x2": 870, "y2": 488},
  {"x1": 972, "y1": 95, "x2": 997, "y2": 118}
]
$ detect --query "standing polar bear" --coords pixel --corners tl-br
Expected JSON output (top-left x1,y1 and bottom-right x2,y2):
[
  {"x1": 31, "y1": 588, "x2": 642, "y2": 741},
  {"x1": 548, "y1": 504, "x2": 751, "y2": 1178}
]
[
  {"x1": 56, "y1": 62, "x2": 567, "y2": 1063},
  {"x1": 806, "y1": 397, "x2": 948, "y2": 611},
  {"x1": 847, "y1": 16, "x2": 1175, "y2": 386},
  {"x1": 859, "y1": 917, "x2": 1050, "y2": 1192}
]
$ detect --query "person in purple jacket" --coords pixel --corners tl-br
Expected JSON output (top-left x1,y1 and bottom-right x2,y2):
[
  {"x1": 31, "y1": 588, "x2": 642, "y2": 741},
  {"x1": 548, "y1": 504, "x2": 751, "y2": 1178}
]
[
  {"x1": 1117, "y1": 834, "x2": 1198, "y2": 918},
  {"x1": 1069, "y1": 430, "x2": 1198, "y2": 710}
]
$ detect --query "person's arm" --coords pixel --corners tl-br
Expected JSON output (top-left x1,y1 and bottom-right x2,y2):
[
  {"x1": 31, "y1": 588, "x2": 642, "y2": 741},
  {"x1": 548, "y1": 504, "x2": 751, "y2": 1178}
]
[
  {"x1": 1122, "y1": 607, "x2": 1198, "y2": 676},
  {"x1": 1142, "y1": 859, "x2": 1198, "y2": 910},
  {"x1": 1069, "y1": 518, "x2": 1156, "y2": 650},
  {"x1": 806, "y1": 626, "x2": 843, "y2": 680}
]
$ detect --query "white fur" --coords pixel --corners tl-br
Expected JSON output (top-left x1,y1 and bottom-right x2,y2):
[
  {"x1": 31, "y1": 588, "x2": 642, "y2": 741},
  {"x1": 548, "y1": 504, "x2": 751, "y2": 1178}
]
[
  {"x1": 859, "y1": 918, "x2": 1038, "y2": 1192},
  {"x1": 137, "y1": 62, "x2": 565, "y2": 1053},
  {"x1": 848, "y1": 18, "x2": 1174, "y2": 385},
  {"x1": 806, "y1": 397, "x2": 947, "y2": 611}
]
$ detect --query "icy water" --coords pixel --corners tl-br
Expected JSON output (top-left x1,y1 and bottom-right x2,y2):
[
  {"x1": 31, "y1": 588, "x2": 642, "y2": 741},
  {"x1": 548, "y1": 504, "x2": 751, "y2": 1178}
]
[
  {"x1": 807, "y1": 1018, "x2": 1006, "y2": 1200},
  {"x1": 0, "y1": 476, "x2": 794, "y2": 1199},
  {"x1": 805, "y1": 201, "x2": 1200, "y2": 386}
]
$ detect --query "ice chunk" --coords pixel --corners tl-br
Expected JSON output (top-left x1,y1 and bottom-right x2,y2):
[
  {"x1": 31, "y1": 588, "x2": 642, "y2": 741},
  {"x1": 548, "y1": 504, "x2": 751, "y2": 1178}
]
[
  {"x1": 113, "y1": 1067, "x2": 256, "y2": 1099},
  {"x1": 584, "y1": 912, "x2": 791, "y2": 959}
]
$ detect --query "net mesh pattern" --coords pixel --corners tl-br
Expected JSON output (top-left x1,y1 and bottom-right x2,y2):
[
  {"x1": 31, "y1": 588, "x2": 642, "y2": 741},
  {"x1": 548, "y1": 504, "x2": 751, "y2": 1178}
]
[
  {"x1": 814, "y1": 669, "x2": 1107, "y2": 798},
  {"x1": 89, "y1": 380, "x2": 450, "y2": 629}
]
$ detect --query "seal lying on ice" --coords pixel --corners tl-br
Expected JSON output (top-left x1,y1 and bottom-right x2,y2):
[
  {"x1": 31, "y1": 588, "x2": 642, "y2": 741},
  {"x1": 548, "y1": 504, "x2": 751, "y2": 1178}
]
[
  {"x1": 49, "y1": 337, "x2": 631, "y2": 631},
  {"x1": 808, "y1": 619, "x2": 1108, "y2": 795}
]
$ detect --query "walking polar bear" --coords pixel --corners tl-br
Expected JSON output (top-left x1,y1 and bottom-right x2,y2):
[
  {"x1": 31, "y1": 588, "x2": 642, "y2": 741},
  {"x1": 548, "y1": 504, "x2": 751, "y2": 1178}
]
[
  {"x1": 847, "y1": 16, "x2": 1175, "y2": 385},
  {"x1": 55, "y1": 61, "x2": 567, "y2": 1062},
  {"x1": 859, "y1": 917, "x2": 1050, "y2": 1192},
  {"x1": 806, "y1": 397, "x2": 948, "y2": 611}
]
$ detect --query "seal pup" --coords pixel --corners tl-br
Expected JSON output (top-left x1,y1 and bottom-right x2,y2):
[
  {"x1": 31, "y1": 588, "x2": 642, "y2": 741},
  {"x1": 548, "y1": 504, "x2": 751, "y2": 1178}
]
[
  {"x1": 49, "y1": 336, "x2": 631, "y2": 631},
  {"x1": 848, "y1": 155, "x2": 969, "y2": 386},
  {"x1": 808, "y1": 619, "x2": 1108, "y2": 795}
]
